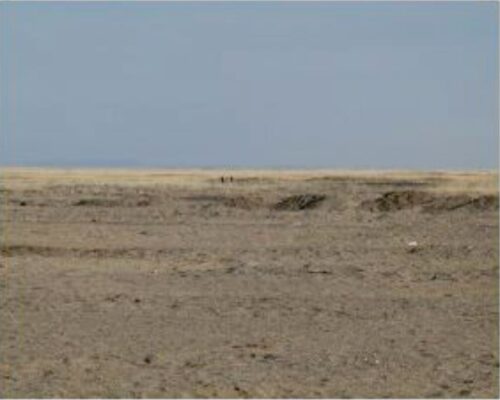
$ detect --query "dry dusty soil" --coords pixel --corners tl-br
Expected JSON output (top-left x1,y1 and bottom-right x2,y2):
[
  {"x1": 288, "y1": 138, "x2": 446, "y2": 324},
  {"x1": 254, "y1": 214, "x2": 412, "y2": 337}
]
[{"x1": 0, "y1": 169, "x2": 498, "y2": 398}]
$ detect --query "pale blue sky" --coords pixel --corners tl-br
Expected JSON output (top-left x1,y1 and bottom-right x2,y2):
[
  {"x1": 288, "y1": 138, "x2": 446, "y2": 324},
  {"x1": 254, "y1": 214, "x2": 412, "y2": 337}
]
[{"x1": 1, "y1": 2, "x2": 498, "y2": 169}]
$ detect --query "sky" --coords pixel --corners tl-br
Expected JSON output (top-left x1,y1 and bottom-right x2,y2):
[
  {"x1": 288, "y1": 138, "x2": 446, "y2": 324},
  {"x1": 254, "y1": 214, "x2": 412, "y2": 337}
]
[{"x1": 0, "y1": 1, "x2": 498, "y2": 169}]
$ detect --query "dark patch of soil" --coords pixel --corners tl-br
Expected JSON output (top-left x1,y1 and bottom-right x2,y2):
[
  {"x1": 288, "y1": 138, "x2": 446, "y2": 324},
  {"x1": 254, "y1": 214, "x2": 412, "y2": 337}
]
[
  {"x1": 73, "y1": 197, "x2": 151, "y2": 207},
  {"x1": 362, "y1": 180, "x2": 432, "y2": 188},
  {"x1": 182, "y1": 195, "x2": 263, "y2": 210},
  {"x1": 224, "y1": 196, "x2": 264, "y2": 210},
  {"x1": 230, "y1": 177, "x2": 275, "y2": 184},
  {"x1": 274, "y1": 194, "x2": 326, "y2": 211},
  {"x1": 361, "y1": 191, "x2": 499, "y2": 212},
  {"x1": 0, "y1": 244, "x2": 149, "y2": 259},
  {"x1": 182, "y1": 195, "x2": 227, "y2": 202},
  {"x1": 0, "y1": 244, "x2": 67, "y2": 257},
  {"x1": 5, "y1": 198, "x2": 31, "y2": 206},
  {"x1": 73, "y1": 198, "x2": 122, "y2": 207},
  {"x1": 306, "y1": 177, "x2": 439, "y2": 188},
  {"x1": 135, "y1": 198, "x2": 152, "y2": 207}
]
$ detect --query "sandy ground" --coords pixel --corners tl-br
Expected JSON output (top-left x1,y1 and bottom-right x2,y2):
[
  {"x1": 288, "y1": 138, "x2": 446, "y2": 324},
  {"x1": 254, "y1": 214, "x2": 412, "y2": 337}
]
[{"x1": 0, "y1": 168, "x2": 498, "y2": 398}]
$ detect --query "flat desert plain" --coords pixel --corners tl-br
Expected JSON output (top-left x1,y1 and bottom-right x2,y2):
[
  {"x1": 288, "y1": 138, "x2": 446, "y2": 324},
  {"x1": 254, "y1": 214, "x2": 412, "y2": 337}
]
[{"x1": 0, "y1": 168, "x2": 498, "y2": 398}]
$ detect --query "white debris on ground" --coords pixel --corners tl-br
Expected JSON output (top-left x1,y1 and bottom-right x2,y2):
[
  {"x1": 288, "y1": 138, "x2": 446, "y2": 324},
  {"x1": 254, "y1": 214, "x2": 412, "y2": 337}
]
[{"x1": 407, "y1": 241, "x2": 419, "y2": 253}]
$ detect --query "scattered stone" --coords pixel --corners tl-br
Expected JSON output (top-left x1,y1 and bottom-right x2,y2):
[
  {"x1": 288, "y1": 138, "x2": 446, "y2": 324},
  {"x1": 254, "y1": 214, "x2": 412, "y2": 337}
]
[
  {"x1": 304, "y1": 263, "x2": 331, "y2": 274},
  {"x1": 407, "y1": 241, "x2": 419, "y2": 253}
]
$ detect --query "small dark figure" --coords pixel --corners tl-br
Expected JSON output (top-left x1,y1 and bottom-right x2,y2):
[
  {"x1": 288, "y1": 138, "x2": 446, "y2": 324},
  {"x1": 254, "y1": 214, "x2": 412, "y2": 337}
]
[
  {"x1": 220, "y1": 176, "x2": 225, "y2": 183},
  {"x1": 230, "y1": 176, "x2": 234, "y2": 183}
]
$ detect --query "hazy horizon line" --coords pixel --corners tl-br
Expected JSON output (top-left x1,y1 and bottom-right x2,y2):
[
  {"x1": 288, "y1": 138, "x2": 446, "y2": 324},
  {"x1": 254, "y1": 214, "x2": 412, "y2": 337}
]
[{"x1": 1, "y1": 164, "x2": 497, "y2": 173}]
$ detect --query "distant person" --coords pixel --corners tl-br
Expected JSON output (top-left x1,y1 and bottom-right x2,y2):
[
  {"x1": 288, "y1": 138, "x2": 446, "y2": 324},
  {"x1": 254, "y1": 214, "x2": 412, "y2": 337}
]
[
  {"x1": 230, "y1": 176, "x2": 234, "y2": 183},
  {"x1": 220, "y1": 176, "x2": 225, "y2": 183}
]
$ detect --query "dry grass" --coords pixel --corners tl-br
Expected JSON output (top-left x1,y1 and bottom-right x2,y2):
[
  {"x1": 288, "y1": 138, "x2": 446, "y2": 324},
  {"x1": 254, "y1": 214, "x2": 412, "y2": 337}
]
[
  {"x1": 424, "y1": 173, "x2": 498, "y2": 195},
  {"x1": 1, "y1": 167, "x2": 497, "y2": 193}
]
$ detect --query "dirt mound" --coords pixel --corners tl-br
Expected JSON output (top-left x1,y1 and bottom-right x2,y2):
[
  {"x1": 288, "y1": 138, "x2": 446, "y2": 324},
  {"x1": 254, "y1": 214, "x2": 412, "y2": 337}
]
[
  {"x1": 274, "y1": 194, "x2": 326, "y2": 211},
  {"x1": 469, "y1": 195, "x2": 499, "y2": 210},
  {"x1": 424, "y1": 194, "x2": 498, "y2": 212},
  {"x1": 362, "y1": 191, "x2": 499, "y2": 212},
  {"x1": 361, "y1": 191, "x2": 434, "y2": 212}
]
